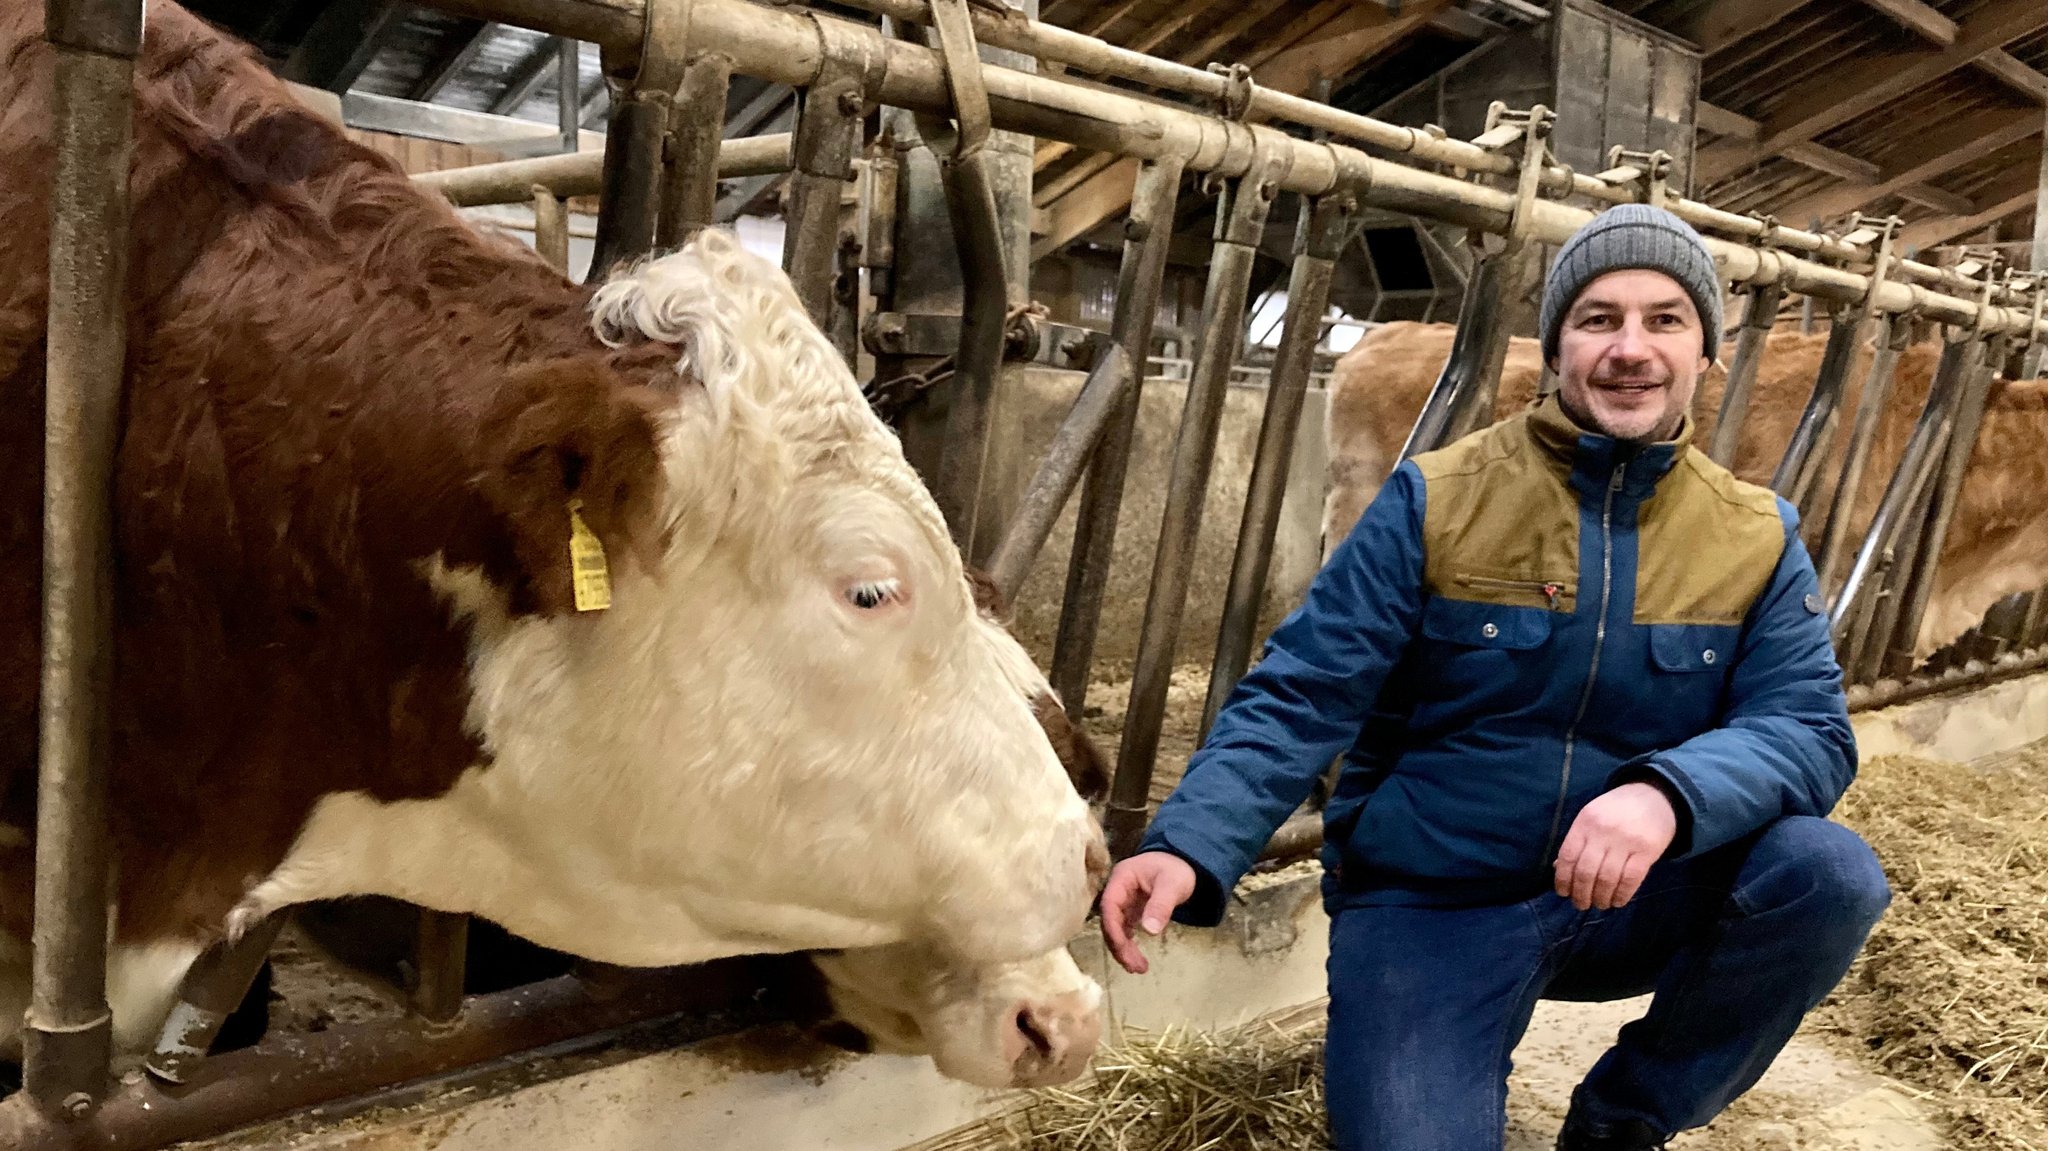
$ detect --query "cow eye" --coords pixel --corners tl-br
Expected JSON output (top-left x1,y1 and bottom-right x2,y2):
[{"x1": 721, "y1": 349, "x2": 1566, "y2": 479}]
[{"x1": 844, "y1": 579, "x2": 900, "y2": 610}]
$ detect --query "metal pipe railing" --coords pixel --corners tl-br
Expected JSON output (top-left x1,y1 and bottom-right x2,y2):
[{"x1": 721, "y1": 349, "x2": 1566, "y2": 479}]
[
  {"x1": 983, "y1": 343, "x2": 1134, "y2": 604},
  {"x1": 413, "y1": 0, "x2": 2039, "y2": 311},
  {"x1": 414, "y1": 133, "x2": 792, "y2": 206},
  {"x1": 1768, "y1": 308, "x2": 1860, "y2": 514},
  {"x1": 930, "y1": 157, "x2": 1010, "y2": 565},
  {"x1": 1882, "y1": 336, "x2": 2004, "y2": 678},
  {"x1": 532, "y1": 186, "x2": 570, "y2": 271},
  {"x1": 1200, "y1": 191, "x2": 1360, "y2": 742},
  {"x1": 1104, "y1": 152, "x2": 1283, "y2": 860},
  {"x1": 1815, "y1": 315, "x2": 1909, "y2": 592},
  {"x1": 1048, "y1": 156, "x2": 1181, "y2": 721},
  {"x1": 1708, "y1": 283, "x2": 1784, "y2": 468},
  {"x1": 411, "y1": 909, "x2": 471, "y2": 1024},
  {"x1": 30, "y1": 0, "x2": 146, "y2": 1115},
  {"x1": 657, "y1": 52, "x2": 734, "y2": 245},
  {"x1": 781, "y1": 47, "x2": 868, "y2": 327},
  {"x1": 1833, "y1": 336, "x2": 1970, "y2": 677},
  {"x1": 1399, "y1": 244, "x2": 1528, "y2": 462}
]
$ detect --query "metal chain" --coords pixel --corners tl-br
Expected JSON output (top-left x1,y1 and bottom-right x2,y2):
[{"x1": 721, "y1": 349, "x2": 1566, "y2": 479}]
[{"x1": 862, "y1": 301, "x2": 1047, "y2": 421}]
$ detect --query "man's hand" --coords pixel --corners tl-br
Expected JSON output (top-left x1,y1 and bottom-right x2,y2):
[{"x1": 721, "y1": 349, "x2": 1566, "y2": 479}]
[
  {"x1": 1098, "y1": 851, "x2": 1196, "y2": 975},
  {"x1": 1553, "y1": 782, "x2": 1677, "y2": 911}
]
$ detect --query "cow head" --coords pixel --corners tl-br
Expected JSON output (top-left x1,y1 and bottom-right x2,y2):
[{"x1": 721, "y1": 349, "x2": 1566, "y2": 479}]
[{"x1": 233, "y1": 229, "x2": 1109, "y2": 1086}]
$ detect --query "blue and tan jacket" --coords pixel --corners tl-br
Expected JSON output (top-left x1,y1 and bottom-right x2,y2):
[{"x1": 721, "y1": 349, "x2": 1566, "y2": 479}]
[{"x1": 1141, "y1": 393, "x2": 1856, "y2": 923}]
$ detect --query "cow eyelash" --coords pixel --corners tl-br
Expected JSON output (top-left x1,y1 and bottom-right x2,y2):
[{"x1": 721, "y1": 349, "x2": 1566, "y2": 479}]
[{"x1": 845, "y1": 578, "x2": 901, "y2": 610}]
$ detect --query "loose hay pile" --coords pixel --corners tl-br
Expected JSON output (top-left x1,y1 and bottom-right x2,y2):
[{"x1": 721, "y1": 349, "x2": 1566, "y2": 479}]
[
  {"x1": 932, "y1": 1003, "x2": 1330, "y2": 1151},
  {"x1": 1823, "y1": 748, "x2": 2048, "y2": 1151}
]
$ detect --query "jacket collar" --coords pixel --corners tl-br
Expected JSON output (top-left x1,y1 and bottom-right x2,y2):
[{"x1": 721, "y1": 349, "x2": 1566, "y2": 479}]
[{"x1": 1526, "y1": 392, "x2": 1692, "y2": 500}]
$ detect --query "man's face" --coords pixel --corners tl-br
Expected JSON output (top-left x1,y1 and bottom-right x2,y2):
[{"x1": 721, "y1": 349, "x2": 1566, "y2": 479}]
[{"x1": 1550, "y1": 269, "x2": 1711, "y2": 444}]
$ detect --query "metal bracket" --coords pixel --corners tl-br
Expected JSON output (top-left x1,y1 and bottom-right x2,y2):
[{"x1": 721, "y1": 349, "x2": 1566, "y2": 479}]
[
  {"x1": 1207, "y1": 61, "x2": 1256, "y2": 121},
  {"x1": 1218, "y1": 135, "x2": 1289, "y2": 248},
  {"x1": 1846, "y1": 212, "x2": 1903, "y2": 325},
  {"x1": 1599, "y1": 145, "x2": 1673, "y2": 208},
  {"x1": 1478, "y1": 102, "x2": 1554, "y2": 245}
]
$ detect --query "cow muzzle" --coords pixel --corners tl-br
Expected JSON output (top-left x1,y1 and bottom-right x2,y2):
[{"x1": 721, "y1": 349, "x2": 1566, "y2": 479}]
[{"x1": 1002, "y1": 984, "x2": 1103, "y2": 1088}]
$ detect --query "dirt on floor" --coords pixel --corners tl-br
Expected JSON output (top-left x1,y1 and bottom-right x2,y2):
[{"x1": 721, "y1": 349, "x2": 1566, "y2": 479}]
[{"x1": 1058, "y1": 667, "x2": 2048, "y2": 1151}]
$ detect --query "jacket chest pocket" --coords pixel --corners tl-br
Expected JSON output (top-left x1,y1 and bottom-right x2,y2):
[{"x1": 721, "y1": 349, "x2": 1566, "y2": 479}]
[
  {"x1": 1417, "y1": 597, "x2": 1555, "y2": 699},
  {"x1": 1641, "y1": 623, "x2": 1740, "y2": 738}
]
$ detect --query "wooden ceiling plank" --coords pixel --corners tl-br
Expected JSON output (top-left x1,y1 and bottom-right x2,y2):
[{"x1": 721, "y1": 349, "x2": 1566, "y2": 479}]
[
  {"x1": 1696, "y1": 0, "x2": 2048, "y2": 183},
  {"x1": 1772, "y1": 106, "x2": 2043, "y2": 223},
  {"x1": 1855, "y1": 0, "x2": 1956, "y2": 47},
  {"x1": 1679, "y1": 0, "x2": 1821, "y2": 55}
]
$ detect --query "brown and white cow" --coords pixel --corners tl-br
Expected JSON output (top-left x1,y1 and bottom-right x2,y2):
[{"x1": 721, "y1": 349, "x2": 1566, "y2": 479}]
[
  {"x1": 0, "y1": 0, "x2": 1104, "y2": 1089},
  {"x1": 1321, "y1": 321, "x2": 2048, "y2": 660}
]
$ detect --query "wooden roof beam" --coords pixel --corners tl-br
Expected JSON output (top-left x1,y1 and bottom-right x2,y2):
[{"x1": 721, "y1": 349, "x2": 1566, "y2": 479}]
[
  {"x1": 1697, "y1": 101, "x2": 1877, "y2": 183},
  {"x1": 1677, "y1": 0, "x2": 1819, "y2": 55},
  {"x1": 1857, "y1": 0, "x2": 2048, "y2": 103},
  {"x1": 1898, "y1": 188, "x2": 2037, "y2": 250},
  {"x1": 1695, "y1": 0, "x2": 2048, "y2": 184},
  {"x1": 1974, "y1": 50, "x2": 2048, "y2": 104},
  {"x1": 1772, "y1": 106, "x2": 2044, "y2": 223}
]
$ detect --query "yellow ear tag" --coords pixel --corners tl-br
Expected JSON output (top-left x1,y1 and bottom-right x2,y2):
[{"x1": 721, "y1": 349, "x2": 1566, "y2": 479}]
[{"x1": 566, "y1": 499, "x2": 612, "y2": 612}]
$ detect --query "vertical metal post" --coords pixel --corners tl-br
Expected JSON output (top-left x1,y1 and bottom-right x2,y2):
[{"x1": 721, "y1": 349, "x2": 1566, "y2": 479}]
[
  {"x1": 2031, "y1": 108, "x2": 2048, "y2": 384},
  {"x1": 1769, "y1": 306, "x2": 1859, "y2": 512},
  {"x1": 655, "y1": 52, "x2": 733, "y2": 248},
  {"x1": 532, "y1": 185, "x2": 569, "y2": 273},
  {"x1": 1708, "y1": 282, "x2": 1785, "y2": 467},
  {"x1": 31, "y1": 0, "x2": 145, "y2": 1114},
  {"x1": 1833, "y1": 336, "x2": 1969, "y2": 678},
  {"x1": 1048, "y1": 156, "x2": 1182, "y2": 721},
  {"x1": 410, "y1": 909, "x2": 470, "y2": 1024},
  {"x1": 780, "y1": 61, "x2": 865, "y2": 327},
  {"x1": 587, "y1": 90, "x2": 669, "y2": 279},
  {"x1": 1815, "y1": 314, "x2": 1907, "y2": 593},
  {"x1": 1883, "y1": 335, "x2": 2002, "y2": 678},
  {"x1": 556, "y1": 39, "x2": 580, "y2": 155},
  {"x1": 1200, "y1": 191, "x2": 1360, "y2": 741},
  {"x1": 1104, "y1": 154, "x2": 1283, "y2": 859}
]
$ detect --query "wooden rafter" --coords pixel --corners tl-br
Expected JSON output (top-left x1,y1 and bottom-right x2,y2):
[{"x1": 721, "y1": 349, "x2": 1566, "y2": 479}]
[
  {"x1": 1897, "y1": 180, "x2": 2040, "y2": 250},
  {"x1": 1695, "y1": 0, "x2": 2048, "y2": 184},
  {"x1": 1677, "y1": 0, "x2": 1819, "y2": 55},
  {"x1": 1772, "y1": 106, "x2": 2044, "y2": 225}
]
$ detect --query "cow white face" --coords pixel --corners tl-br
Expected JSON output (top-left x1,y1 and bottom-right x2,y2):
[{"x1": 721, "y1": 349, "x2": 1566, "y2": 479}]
[
  {"x1": 811, "y1": 941, "x2": 1102, "y2": 1088},
  {"x1": 235, "y1": 230, "x2": 1106, "y2": 1086}
]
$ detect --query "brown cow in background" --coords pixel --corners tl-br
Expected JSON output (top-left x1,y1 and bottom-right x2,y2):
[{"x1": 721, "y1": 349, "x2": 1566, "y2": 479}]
[{"x1": 1321, "y1": 322, "x2": 2048, "y2": 661}]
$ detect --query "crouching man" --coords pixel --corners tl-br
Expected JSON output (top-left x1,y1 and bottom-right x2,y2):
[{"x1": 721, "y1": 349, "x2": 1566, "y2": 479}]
[{"x1": 1100, "y1": 204, "x2": 1890, "y2": 1151}]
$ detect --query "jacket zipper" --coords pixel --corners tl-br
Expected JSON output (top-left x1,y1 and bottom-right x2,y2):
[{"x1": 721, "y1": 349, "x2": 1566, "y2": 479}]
[
  {"x1": 1543, "y1": 462, "x2": 1625, "y2": 862},
  {"x1": 1455, "y1": 574, "x2": 1573, "y2": 609}
]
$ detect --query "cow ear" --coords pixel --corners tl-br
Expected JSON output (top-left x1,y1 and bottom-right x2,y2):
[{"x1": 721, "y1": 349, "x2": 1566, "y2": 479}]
[{"x1": 476, "y1": 357, "x2": 668, "y2": 615}]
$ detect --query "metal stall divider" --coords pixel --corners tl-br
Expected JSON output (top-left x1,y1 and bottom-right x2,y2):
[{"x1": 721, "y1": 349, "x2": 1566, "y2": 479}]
[
  {"x1": 31, "y1": 0, "x2": 146, "y2": 1116},
  {"x1": 1200, "y1": 185, "x2": 1367, "y2": 741},
  {"x1": 587, "y1": 0, "x2": 696, "y2": 277},
  {"x1": 1047, "y1": 156, "x2": 1184, "y2": 722},
  {"x1": 1104, "y1": 139, "x2": 1289, "y2": 860}
]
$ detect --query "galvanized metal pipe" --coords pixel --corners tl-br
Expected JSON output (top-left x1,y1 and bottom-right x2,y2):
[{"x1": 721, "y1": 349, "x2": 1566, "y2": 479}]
[
  {"x1": 1201, "y1": 192, "x2": 1358, "y2": 741},
  {"x1": 410, "y1": 909, "x2": 471, "y2": 1024},
  {"x1": 1768, "y1": 309, "x2": 1861, "y2": 515},
  {"x1": 30, "y1": 0, "x2": 146, "y2": 1111},
  {"x1": 1105, "y1": 157, "x2": 1282, "y2": 860},
  {"x1": 1048, "y1": 156, "x2": 1182, "y2": 721},
  {"x1": 416, "y1": 133, "x2": 793, "y2": 206},
  {"x1": 532, "y1": 186, "x2": 570, "y2": 272},
  {"x1": 983, "y1": 343, "x2": 1134, "y2": 604},
  {"x1": 412, "y1": 0, "x2": 2040, "y2": 309},
  {"x1": 1815, "y1": 315, "x2": 1908, "y2": 593},
  {"x1": 932, "y1": 150, "x2": 1010, "y2": 563},
  {"x1": 656, "y1": 52, "x2": 734, "y2": 246},
  {"x1": 143, "y1": 914, "x2": 288, "y2": 1088},
  {"x1": 1833, "y1": 337, "x2": 1971, "y2": 678},
  {"x1": 556, "y1": 38, "x2": 579, "y2": 153},
  {"x1": 1399, "y1": 244, "x2": 1524, "y2": 463},
  {"x1": 1709, "y1": 282, "x2": 1785, "y2": 468},
  {"x1": 781, "y1": 69, "x2": 866, "y2": 328},
  {"x1": 0, "y1": 961, "x2": 791, "y2": 1151},
  {"x1": 586, "y1": 92, "x2": 668, "y2": 277},
  {"x1": 1883, "y1": 336, "x2": 2002, "y2": 678}
]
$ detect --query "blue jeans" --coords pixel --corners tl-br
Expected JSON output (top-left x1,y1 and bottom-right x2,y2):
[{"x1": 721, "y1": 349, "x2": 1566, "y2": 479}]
[{"x1": 1323, "y1": 816, "x2": 1891, "y2": 1151}]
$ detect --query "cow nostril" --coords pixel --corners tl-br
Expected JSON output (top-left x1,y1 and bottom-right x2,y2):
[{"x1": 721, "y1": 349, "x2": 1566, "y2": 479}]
[{"x1": 1015, "y1": 1008, "x2": 1054, "y2": 1060}]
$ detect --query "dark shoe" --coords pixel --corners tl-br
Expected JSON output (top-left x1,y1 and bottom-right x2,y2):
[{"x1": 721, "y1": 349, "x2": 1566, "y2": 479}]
[{"x1": 1555, "y1": 1110, "x2": 1667, "y2": 1151}]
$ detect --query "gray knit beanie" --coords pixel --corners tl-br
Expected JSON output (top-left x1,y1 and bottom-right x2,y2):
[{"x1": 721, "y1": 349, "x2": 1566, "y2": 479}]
[{"x1": 1538, "y1": 204, "x2": 1723, "y2": 365}]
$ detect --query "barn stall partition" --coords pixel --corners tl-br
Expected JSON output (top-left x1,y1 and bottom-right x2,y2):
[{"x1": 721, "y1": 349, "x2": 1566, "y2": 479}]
[{"x1": 17, "y1": 0, "x2": 2048, "y2": 1144}]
